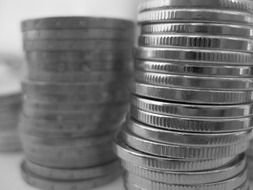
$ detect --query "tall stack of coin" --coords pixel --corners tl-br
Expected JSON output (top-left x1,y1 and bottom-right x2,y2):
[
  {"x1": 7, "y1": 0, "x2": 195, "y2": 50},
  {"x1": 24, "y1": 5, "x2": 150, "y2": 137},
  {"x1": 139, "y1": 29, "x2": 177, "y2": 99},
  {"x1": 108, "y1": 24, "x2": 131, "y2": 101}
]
[
  {"x1": 115, "y1": 0, "x2": 253, "y2": 189},
  {"x1": 19, "y1": 17, "x2": 134, "y2": 189}
]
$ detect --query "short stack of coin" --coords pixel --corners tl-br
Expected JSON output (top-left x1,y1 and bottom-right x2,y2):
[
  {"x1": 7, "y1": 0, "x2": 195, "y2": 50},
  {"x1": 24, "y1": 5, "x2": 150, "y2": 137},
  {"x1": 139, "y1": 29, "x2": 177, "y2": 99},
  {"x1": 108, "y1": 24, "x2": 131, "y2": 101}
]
[
  {"x1": 19, "y1": 17, "x2": 134, "y2": 189},
  {"x1": 115, "y1": 0, "x2": 253, "y2": 189},
  {"x1": 248, "y1": 140, "x2": 253, "y2": 180}
]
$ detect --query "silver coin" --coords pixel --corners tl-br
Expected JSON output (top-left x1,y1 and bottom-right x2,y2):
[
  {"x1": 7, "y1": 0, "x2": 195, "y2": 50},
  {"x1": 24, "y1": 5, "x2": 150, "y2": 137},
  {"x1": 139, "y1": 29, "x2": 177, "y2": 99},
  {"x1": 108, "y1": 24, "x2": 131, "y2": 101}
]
[
  {"x1": 141, "y1": 23, "x2": 253, "y2": 37},
  {"x1": 24, "y1": 160, "x2": 121, "y2": 180},
  {"x1": 138, "y1": 9, "x2": 253, "y2": 25},
  {"x1": 23, "y1": 40, "x2": 132, "y2": 51},
  {"x1": 122, "y1": 154, "x2": 246, "y2": 184},
  {"x1": 121, "y1": 127, "x2": 249, "y2": 159},
  {"x1": 138, "y1": 0, "x2": 253, "y2": 13},
  {"x1": 135, "y1": 47, "x2": 252, "y2": 64},
  {"x1": 134, "y1": 82, "x2": 253, "y2": 104},
  {"x1": 23, "y1": 29, "x2": 134, "y2": 40},
  {"x1": 24, "y1": 143, "x2": 116, "y2": 168},
  {"x1": 135, "y1": 60, "x2": 253, "y2": 77},
  {"x1": 132, "y1": 96, "x2": 253, "y2": 118},
  {"x1": 23, "y1": 101, "x2": 128, "y2": 116},
  {"x1": 27, "y1": 70, "x2": 132, "y2": 83},
  {"x1": 124, "y1": 170, "x2": 247, "y2": 190},
  {"x1": 139, "y1": 34, "x2": 253, "y2": 52},
  {"x1": 135, "y1": 71, "x2": 253, "y2": 90},
  {"x1": 21, "y1": 161, "x2": 121, "y2": 190},
  {"x1": 21, "y1": 17, "x2": 134, "y2": 31},
  {"x1": 131, "y1": 107, "x2": 252, "y2": 132},
  {"x1": 127, "y1": 120, "x2": 251, "y2": 146},
  {"x1": 114, "y1": 134, "x2": 235, "y2": 171}
]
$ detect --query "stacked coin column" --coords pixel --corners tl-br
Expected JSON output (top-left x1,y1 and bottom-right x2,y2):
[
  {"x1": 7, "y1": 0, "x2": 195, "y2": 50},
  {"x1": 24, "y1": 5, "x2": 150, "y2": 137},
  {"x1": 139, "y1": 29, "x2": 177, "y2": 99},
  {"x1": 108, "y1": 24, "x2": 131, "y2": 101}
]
[
  {"x1": 115, "y1": 0, "x2": 253, "y2": 189},
  {"x1": 19, "y1": 17, "x2": 134, "y2": 190}
]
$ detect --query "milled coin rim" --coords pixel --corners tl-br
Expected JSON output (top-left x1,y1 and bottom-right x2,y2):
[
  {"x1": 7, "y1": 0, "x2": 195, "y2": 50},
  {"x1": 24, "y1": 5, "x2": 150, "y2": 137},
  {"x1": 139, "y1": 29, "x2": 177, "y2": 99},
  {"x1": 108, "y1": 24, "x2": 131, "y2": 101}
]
[
  {"x1": 114, "y1": 134, "x2": 235, "y2": 171},
  {"x1": 138, "y1": 0, "x2": 253, "y2": 13},
  {"x1": 131, "y1": 107, "x2": 252, "y2": 132},
  {"x1": 139, "y1": 34, "x2": 253, "y2": 52},
  {"x1": 132, "y1": 95, "x2": 253, "y2": 118},
  {"x1": 135, "y1": 47, "x2": 253, "y2": 64},
  {"x1": 122, "y1": 153, "x2": 246, "y2": 184},
  {"x1": 134, "y1": 82, "x2": 253, "y2": 104},
  {"x1": 138, "y1": 9, "x2": 253, "y2": 25},
  {"x1": 135, "y1": 60, "x2": 253, "y2": 77},
  {"x1": 141, "y1": 23, "x2": 253, "y2": 37},
  {"x1": 127, "y1": 119, "x2": 252, "y2": 146},
  {"x1": 135, "y1": 71, "x2": 253, "y2": 90},
  {"x1": 121, "y1": 127, "x2": 249, "y2": 159}
]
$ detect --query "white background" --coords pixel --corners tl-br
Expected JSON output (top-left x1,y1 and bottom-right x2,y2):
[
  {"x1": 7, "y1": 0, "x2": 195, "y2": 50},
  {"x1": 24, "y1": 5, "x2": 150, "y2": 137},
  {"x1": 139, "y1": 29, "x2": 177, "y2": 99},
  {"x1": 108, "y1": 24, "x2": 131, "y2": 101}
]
[{"x1": 0, "y1": 0, "x2": 140, "y2": 189}]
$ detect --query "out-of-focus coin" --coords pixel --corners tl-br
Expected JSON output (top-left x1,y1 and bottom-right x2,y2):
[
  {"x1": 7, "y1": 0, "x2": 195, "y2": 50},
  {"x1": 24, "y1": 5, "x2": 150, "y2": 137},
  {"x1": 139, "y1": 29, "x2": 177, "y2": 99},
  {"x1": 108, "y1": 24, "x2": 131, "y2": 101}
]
[
  {"x1": 27, "y1": 70, "x2": 132, "y2": 83},
  {"x1": 138, "y1": 9, "x2": 253, "y2": 25},
  {"x1": 134, "y1": 82, "x2": 253, "y2": 104},
  {"x1": 122, "y1": 153, "x2": 246, "y2": 184},
  {"x1": 24, "y1": 143, "x2": 116, "y2": 168},
  {"x1": 135, "y1": 47, "x2": 252, "y2": 64},
  {"x1": 124, "y1": 170, "x2": 247, "y2": 190},
  {"x1": 139, "y1": 34, "x2": 253, "y2": 52},
  {"x1": 132, "y1": 96, "x2": 253, "y2": 118},
  {"x1": 141, "y1": 23, "x2": 253, "y2": 37},
  {"x1": 23, "y1": 101, "x2": 128, "y2": 115},
  {"x1": 138, "y1": 0, "x2": 253, "y2": 13},
  {"x1": 24, "y1": 160, "x2": 120, "y2": 180},
  {"x1": 121, "y1": 127, "x2": 249, "y2": 159},
  {"x1": 135, "y1": 60, "x2": 253, "y2": 77},
  {"x1": 127, "y1": 120, "x2": 251, "y2": 146},
  {"x1": 21, "y1": 161, "x2": 121, "y2": 190},
  {"x1": 23, "y1": 40, "x2": 132, "y2": 51},
  {"x1": 131, "y1": 107, "x2": 252, "y2": 132},
  {"x1": 135, "y1": 71, "x2": 253, "y2": 90},
  {"x1": 21, "y1": 17, "x2": 134, "y2": 31},
  {"x1": 114, "y1": 134, "x2": 235, "y2": 171},
  {"x1": 23, "y1": 29, "x2": 134, "y2": 40}
]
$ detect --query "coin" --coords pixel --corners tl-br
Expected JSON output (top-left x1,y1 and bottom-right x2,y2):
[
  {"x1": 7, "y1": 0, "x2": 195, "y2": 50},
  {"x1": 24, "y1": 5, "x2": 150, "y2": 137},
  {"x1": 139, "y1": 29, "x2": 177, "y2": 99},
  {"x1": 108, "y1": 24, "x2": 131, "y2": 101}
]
[
  {"x1": 121, "y1": 127, "x2": 249, "y2": 159},
  {"x1": 138, "y1": 0, "x2": 253, "y2": 13},
  {"x1": 141, "y1": 23, "x2": 253, "y2": 37},
  {"x1": 135, "y1": 71, "x2": 253, "y2": 90},
  {"x1": 23, "y1": 40, "x2": 132, "y2": 51},
  {"x1": 122, "y1": 153, "x2": 246, "y2": 184},
  {"x1": 27, "y1": 70, "x2": 132, "y2": 83},
  {"x1": 127, "y1": 120, "x2": 251, "y2": 146},
  {"x1": 23, "y1": 29, "x2": 134, "y2": 40},
  {"x1": 135, "y1": 47, "x2": 252, "y2": 64},
  {"x1": 131, "y1": 107, "x2": 252, "y2": 132},
  {"x1": 138, "y1": 9, "x2": 253, "y2": 25},
  {"x1": 21, "y1": 161, "x2": 121, "y2": 190},
  {"x1": 139, "y1": 34, "x2": 253, "y2": 52},
  {"x1": 124, "y1": 170, "x2": 247, "y2": 190},
  {"x1": 135, "y1": 60, "x2": 253, "y2": 77},
  {"x1": 21, "y1": 17, "x2": 134, "y2": 31},
  {"x1": 24, "y1": 160, "x2": 121, "y2": 180},
  {"x1": 132, "y1": 96, "x2": 253, "y2": 118},
  {"x1": 114, "y1": 134, "x2": 235, "y2": 171},
  {"x1": 134, "y1": 82, "x2": 253, "y2": 104}
]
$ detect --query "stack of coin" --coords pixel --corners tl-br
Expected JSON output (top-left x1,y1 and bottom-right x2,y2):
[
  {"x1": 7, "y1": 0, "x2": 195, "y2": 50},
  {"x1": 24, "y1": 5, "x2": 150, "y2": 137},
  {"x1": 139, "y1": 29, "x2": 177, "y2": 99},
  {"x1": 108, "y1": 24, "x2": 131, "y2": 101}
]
[
  {"x1": 115, "y1": 0, "x2": 253, "y2": 189},
  {"x1": 0, "y1": 62, "x2": 22, "y2": 152},
  {"x1": 248, "y1": 140, "x2": 253, "y2": 180},
  {"x1": 19, "y1": 17, "x2": 134, "y2": 189}
]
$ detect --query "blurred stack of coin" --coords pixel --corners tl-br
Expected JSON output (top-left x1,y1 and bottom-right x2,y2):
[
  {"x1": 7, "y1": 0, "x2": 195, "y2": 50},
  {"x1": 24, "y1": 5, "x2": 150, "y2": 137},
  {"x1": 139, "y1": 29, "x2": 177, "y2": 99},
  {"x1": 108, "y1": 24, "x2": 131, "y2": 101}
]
[
  {"x1": 0, "y1": 62, "x2": 22, "y2": 152},
  {"x1": 115, "y1": 0, "x2": 253, "y2": 189},
  {"x1": 248, "y1": 140, "x2": 253, "y2": 180},
  {"x1": 19, "y1": 17, "x2": 134, "y2": 190}
]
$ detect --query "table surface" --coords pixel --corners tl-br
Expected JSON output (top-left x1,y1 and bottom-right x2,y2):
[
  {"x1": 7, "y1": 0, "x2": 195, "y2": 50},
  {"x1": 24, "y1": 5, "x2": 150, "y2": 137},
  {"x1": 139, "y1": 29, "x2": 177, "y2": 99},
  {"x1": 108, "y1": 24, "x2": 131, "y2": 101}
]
[
  {"x1": 0, "y1": 152, "x2": 252, "y2": 190},
  {"x1": 0, "y1": 152, "x2": 124, "y2": 190}
]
